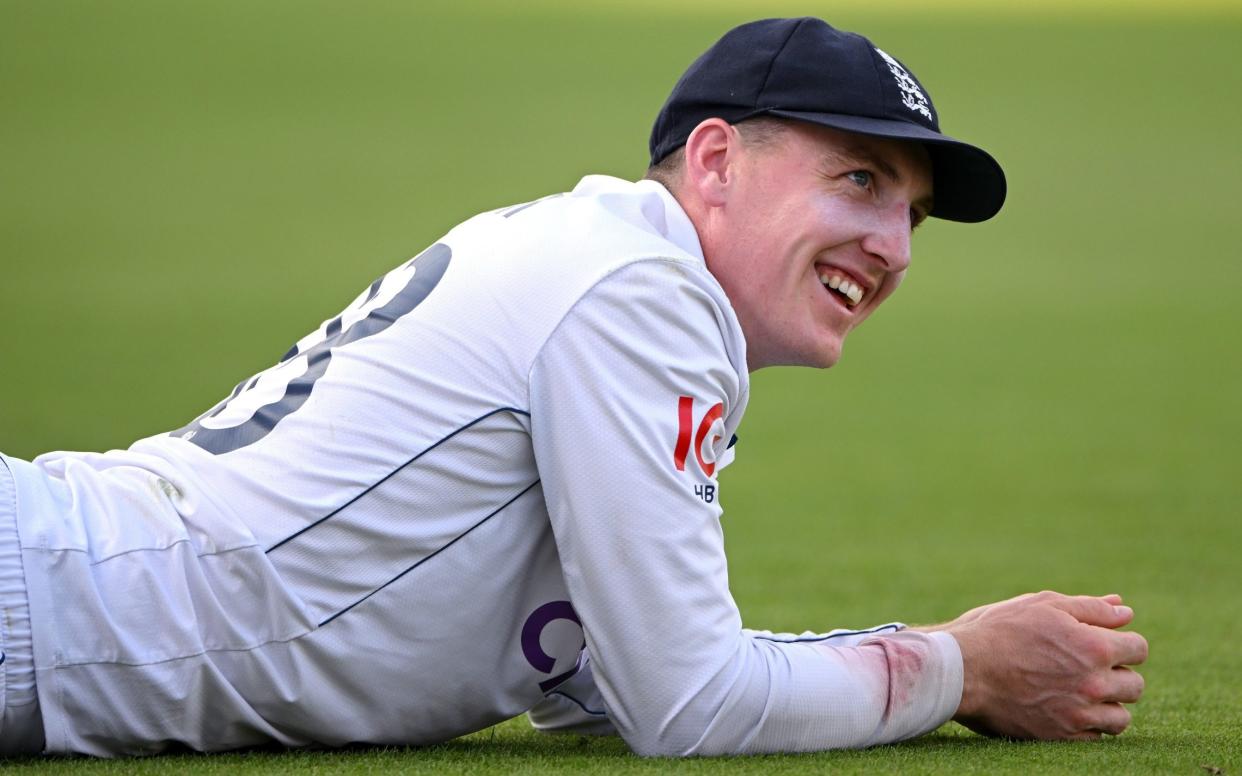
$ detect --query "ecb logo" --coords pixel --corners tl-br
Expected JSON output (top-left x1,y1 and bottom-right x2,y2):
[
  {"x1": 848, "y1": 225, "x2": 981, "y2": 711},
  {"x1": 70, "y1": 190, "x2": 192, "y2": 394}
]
[
  {"x1": 673, "y1": 395, "x2": 724, "y2": 481},
  {"x1": 874, "y1": 47, "x2": 934, "y2": 123}
]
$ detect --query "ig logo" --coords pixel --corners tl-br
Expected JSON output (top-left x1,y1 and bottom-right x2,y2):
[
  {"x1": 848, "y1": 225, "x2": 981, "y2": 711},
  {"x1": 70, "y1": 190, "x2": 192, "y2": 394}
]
[
  {"x1": 521, "y1": 601, "x2": 585, "y2": 692},
  {"x1": 674, "y1": 395, "x2": 724, "y2": 476},
  {"x1": 673, "y1": 395, "x2": 724, "y2": 503}
]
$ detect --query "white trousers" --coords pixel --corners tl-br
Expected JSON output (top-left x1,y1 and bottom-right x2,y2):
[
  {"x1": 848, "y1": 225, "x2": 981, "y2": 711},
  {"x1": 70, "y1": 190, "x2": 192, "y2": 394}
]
[{"x1": 0, "y1": 456, "x2": 43, "y2": 755}]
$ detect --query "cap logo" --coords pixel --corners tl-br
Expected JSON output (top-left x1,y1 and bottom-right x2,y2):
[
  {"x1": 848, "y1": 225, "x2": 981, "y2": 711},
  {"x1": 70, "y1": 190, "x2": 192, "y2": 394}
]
[{"x1": 875, "y1": 48, "x2": 933, "y2": 123}]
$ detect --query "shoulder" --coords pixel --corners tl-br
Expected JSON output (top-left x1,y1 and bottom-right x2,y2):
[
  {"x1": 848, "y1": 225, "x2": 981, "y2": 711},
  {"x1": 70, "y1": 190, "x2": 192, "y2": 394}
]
[
  {"x1": 431, "y1": 175, "x2": 746, "y2": 371},
  {"x1": 447, "y1": 176, "x2": 706, "y2": 290},
  {"x1": 540, "y1": 258, "x2": 748, "y2": 399}
]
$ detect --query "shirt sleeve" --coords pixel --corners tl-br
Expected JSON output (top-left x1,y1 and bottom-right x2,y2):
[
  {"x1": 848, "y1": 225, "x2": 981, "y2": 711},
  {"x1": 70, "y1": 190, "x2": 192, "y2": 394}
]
[{"x1": 528, "y1": 260, "x2": 962, "y2": 756}]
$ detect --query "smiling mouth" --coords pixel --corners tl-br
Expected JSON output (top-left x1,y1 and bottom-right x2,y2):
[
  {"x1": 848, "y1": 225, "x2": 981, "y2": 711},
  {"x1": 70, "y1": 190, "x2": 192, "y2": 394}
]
[{"x1": 817, "y1": 270, "x2": 864, "y2": 308}]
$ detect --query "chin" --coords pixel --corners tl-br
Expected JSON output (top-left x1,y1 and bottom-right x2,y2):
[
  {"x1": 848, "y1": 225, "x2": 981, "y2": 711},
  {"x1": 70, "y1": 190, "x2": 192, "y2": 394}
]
[
  {"x1": 793, "y1": 342, "x2": 844, "y2": 370},
  {"x1": 812, "y1": 335, "x2": 845, "y2": 368},
  {"x1": 813, "y1": 351, "x2": 843, "y2": 369}
]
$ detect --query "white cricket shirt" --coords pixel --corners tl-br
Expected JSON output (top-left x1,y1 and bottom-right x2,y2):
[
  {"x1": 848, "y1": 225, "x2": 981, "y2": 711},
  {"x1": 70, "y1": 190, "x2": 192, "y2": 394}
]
[{"x1": 8, "y1": 175, "x2": 962, "y2": 756}]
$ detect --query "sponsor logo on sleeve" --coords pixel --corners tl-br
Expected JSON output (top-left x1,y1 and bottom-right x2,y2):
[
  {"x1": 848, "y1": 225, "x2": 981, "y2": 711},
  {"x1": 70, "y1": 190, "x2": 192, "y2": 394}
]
[{"x1": 674, "y1": 395, "x2": 724, "y2": 502}]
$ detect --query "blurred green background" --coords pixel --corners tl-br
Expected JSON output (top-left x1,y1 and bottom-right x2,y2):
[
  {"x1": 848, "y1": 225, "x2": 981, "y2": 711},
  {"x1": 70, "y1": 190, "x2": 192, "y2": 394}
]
[{"x1": 1, "y1": 1, "x2": 1239, "y2": 772}]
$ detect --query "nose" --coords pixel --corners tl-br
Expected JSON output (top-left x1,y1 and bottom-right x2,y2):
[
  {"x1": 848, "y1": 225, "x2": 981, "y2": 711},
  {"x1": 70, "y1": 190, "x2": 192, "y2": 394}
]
[{"x1": 859, "y1": 202, "x2": 913, "y2": 273}]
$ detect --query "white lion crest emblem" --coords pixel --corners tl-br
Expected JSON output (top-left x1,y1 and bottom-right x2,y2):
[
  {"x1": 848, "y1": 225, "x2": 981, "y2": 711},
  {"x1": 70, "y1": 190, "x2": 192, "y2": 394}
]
[{"x1": 875, "y1": 48, "x2": 934, "y2": 122}]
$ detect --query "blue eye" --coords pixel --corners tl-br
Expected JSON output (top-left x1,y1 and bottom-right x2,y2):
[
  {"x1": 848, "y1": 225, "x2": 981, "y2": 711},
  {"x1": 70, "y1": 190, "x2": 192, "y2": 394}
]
[{"x1": 846, "y1": 170, "x2": 872, "y2": 189}]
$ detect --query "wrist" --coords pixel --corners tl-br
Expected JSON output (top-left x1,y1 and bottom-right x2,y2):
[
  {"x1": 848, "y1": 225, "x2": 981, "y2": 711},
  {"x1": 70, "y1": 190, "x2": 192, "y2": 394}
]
[{"x1": 943, "y1": 624, "x2": 983, "y2": 722}]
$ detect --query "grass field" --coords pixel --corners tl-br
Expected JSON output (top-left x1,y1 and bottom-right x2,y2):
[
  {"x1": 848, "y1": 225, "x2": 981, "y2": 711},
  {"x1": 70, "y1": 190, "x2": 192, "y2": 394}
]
[{"x1": 2, "y1": 1, "x2": 1240, "y2": 773}]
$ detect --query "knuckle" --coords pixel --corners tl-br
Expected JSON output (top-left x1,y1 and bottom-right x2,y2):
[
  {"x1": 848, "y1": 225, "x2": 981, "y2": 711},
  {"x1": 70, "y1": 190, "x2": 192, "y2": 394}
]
[
  {"x1": 1079, "y1": 675, "x2": 1106, "y2": 702},
  {"x1": 1064, "y1": 706, "x2": 1092, "y2": 732},
  {"x1": 1084, "y1": 634, "x2": 1113, "y2": 664}
]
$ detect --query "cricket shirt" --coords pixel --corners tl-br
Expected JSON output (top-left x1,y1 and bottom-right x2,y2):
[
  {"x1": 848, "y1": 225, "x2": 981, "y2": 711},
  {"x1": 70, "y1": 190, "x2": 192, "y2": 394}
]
[{"x1": 6, "y1": 175, "x2": 962, "y2": 756}]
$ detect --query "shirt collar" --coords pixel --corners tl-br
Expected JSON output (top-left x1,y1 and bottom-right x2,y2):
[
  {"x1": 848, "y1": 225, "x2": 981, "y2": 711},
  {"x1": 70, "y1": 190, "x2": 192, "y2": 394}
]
[{"x1": 570, "y1": 175, "x2": 705, "y2": 265}]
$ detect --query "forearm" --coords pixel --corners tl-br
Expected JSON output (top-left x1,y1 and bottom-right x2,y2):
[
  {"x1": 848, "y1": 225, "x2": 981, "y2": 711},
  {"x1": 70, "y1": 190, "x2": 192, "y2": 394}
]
[
  {"x1": 530, "y1": 627, "x2": 963, "y2": 755},
  {"x1": 662, "y1": 629, "x2": 962, "y2": 755}
]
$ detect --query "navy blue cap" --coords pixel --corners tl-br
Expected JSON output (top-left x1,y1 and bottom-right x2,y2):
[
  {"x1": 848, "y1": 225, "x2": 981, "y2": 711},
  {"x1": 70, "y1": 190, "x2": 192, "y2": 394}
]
[{"x1": 649, "y1": 18, "x2": 1006, "y2": 223}]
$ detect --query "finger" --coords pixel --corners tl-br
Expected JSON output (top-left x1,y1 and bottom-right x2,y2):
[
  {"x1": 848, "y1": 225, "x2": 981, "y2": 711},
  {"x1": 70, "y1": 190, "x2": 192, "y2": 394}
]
[
  {"x1": 1102, "y1": 666, "x2": 1145, "y2": 704},
  {"x1": 1100, "y1": 593, "x2": 1123, "y2": 605},
  {"x1": 1050, "y1": 595, "x2": 1134, "y2": 628},
  {"x1": 1105, "y1": 630, "x2": 1149, "y2": 666},
  {"x1": 1087, "y1": 702, "x2": 1132, "y2": 736}
]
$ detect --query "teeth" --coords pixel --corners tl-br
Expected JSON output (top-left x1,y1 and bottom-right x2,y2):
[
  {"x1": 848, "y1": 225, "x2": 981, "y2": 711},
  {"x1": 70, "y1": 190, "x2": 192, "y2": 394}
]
[
  {"x1": 819, "y1": 272, "x2": 864, "y2": 307},
  {"x1": 845, "y1": 282, "x2": 862, "y2": 305}
]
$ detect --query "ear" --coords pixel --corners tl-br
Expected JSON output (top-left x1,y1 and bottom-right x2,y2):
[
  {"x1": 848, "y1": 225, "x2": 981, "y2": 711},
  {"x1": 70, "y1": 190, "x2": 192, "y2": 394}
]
[{"x1": 681, "y1": 118, "x2": 740, "y2": 208}]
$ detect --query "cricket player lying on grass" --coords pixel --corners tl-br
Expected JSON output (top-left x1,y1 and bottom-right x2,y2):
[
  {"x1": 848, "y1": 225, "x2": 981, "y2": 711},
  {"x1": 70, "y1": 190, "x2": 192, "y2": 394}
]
[{"x1": 0, "y1": 18, "x2": 1147, "y2": 757}]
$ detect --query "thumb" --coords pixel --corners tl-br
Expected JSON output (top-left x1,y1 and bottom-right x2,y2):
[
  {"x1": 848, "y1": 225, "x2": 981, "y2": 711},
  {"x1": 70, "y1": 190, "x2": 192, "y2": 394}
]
[{"x1": 1049, "y1": 595, "x2": 1134, "y2": 628}]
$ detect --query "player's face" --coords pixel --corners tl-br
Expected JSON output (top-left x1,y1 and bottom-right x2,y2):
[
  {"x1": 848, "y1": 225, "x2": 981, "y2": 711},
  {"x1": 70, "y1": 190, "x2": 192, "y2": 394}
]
[{"x1": 708, "y1": 123, "x2": 933, "y2": 370}]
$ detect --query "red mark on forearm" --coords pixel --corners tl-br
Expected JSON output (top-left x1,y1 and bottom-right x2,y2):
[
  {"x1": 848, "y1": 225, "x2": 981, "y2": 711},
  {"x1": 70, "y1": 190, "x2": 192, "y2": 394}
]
[{"x1": 871, "y1": 638, "x2": 927, "y2": 720}]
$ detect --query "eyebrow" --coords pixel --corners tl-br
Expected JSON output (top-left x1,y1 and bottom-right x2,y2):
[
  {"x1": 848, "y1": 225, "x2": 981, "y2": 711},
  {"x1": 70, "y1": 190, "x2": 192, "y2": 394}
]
[{"x1": 841, "y1": 144, "x2": 901, "y2": 184}]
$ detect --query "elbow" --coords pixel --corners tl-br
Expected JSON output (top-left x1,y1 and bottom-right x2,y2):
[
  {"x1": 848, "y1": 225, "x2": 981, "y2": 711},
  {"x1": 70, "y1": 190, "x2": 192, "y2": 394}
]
[{"x1": 619, "y1": 661, "x2": 773, "y2": 757}]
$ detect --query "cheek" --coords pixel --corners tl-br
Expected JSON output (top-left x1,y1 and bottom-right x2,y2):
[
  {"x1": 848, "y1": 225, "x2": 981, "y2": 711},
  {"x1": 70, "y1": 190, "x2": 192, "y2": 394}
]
[
  {"x1": 852, "y1": 270, "x2": 906, "y2": 326},
  {"x1": 874, "y1": 269, "x2": 907, "y2": 304}
]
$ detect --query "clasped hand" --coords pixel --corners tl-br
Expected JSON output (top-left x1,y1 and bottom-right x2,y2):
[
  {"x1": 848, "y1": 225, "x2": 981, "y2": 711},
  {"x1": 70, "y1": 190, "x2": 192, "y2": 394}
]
[{"x1": 926, "y1": 591, "x2": 1149, "y2": 740}]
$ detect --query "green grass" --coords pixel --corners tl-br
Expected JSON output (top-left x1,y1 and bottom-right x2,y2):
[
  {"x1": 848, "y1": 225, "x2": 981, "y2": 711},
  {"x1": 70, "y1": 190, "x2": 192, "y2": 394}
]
[{"x1": 2, "y1": 1, "x2": 1240, "y2": 773}]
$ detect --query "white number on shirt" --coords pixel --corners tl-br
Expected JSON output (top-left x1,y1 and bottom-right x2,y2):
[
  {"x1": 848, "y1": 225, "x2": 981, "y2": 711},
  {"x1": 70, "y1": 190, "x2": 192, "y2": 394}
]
[{"x1": 173, "y1": 243, "x2": 451, "y2": 455}]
